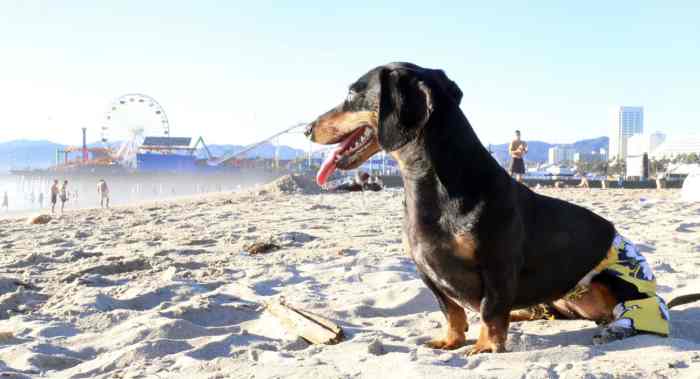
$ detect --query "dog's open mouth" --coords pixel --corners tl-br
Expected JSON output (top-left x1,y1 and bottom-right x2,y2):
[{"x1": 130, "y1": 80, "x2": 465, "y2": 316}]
[{"x1": 317, "y1": 125, "x2": 378, "y2": 186}]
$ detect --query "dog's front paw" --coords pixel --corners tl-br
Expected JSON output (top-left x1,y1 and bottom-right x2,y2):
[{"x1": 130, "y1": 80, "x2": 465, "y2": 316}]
[
  {"x1": 466, "y1": 341, "x2": 505, "y2": 355},
  {"x1": 425, "y1": 338, "x2": 464, "y2": 350}
]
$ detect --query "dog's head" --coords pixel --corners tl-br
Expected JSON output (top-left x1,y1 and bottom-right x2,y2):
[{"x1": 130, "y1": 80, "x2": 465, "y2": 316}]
[{"x1": 305, "y1": 62, "x2": 462, "y2": 185}]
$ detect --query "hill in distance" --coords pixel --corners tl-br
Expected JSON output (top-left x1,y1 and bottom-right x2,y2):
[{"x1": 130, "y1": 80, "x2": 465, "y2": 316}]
[
  {"x1": 1, "y1": 136, "x2": 609, "y2": 172},
  {"x1": 488, "y1": 136, "x2": 609, "y2": 164}
]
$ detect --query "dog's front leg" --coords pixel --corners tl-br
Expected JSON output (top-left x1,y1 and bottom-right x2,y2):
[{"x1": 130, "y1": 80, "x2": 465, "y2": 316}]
[
  {"x1": 468, "y1": 266, "x2": 517, "y2": 355},
  {"x1": 419, "y1": 272, "x2": 467, "y2": 350}
]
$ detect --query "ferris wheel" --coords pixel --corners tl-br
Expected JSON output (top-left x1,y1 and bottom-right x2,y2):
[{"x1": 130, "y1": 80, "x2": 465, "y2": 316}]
[{"x1": 100, "y1": 93, "x2": 171, "y2": 167}]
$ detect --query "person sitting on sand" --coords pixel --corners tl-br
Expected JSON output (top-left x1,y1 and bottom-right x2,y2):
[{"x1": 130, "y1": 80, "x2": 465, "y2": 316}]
[
  {"x1": 1, "y1": 191, "x2": 8, "y2": 211},
  {"x1": 97, "y1": 179, "x2": 110, "y2": 208},
  {"x1": 330, "y1": 172, "x2": 370, "y2": 192},
  {"x1": 50, "y1": 180, "x2": 59, "y2": 214},
  {"x1": 363, "y1": 175, "x2": 383, "y2": 192}
]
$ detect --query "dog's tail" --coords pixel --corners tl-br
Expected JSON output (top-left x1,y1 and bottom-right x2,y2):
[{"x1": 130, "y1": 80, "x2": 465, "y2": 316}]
[{"x1": 667, "y1": 293, "x2": 700, "y2": 309}]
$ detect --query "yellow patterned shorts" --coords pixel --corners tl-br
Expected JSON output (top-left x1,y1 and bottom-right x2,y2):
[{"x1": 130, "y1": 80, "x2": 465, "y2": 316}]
[{"x1": 591, "y1": 233, "x2": 670, "y2": 336}]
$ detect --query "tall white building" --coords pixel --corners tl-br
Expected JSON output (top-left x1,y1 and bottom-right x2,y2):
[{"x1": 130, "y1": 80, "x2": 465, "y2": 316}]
[
  {"x1": 609, "y1": 106, "x2": 644, "y2": 160},
  {"x1": 548, "y1": 146, "x2": 576, "y2": 165}
]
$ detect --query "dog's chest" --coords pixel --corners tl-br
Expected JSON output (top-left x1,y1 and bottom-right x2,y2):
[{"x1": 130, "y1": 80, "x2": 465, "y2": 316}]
[
  {"x1": 402, "y1": 195, "x2": 485, "y2": 311},
  {"x1": 409, "y1": 232, "x2": 483, "y2": 311}
]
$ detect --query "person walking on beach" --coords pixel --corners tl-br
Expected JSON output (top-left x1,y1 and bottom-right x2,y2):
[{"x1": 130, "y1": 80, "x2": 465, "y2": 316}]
[
  {"x1": 1, "y1": 192, "x2": 8, "y2": 211},
  {"x1": 509, "y1": 130, "x2": 528, "y2": 183},
  {"x1": 38, "y1": 192, "x2": 44, "y2": 208},
  {"x1": 97, "y1": 179, "x2": 110, "y2": 208},
  {"x1": 576, "y1": 170, "x2": 590, "y2": 188},
  {"x1": 50, "y1": 180, "x2": 60, "y2": 214},
  {"x1": 656, "y1": 170, "x2": 667, "y2": 190},
  {"x1": 59, "y1": 180, "x2": 69, "y2": 214}
]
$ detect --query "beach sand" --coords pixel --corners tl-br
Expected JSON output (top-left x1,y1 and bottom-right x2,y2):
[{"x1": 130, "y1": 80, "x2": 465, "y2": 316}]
[{"x1": 1, "y1": 181, "x2": 699, "y2": 378}]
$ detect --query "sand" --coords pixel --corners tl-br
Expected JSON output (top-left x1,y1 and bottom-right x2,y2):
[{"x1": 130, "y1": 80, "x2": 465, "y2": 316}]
[{"x1": 0, "y1": 184, "x2": 699, "y2": 378}]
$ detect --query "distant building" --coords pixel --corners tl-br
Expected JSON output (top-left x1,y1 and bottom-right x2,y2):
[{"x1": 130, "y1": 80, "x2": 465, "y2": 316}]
[
  {"x1": 627, "y1": 131, "x2": 666, "y2": 157},
  {"x1": 548, "y1": 146, "x2": 576, "y2": 165},
  {"x1": 650, "y1": 134, "x2": 700, "y2": 159},
  {"x1": 573, "y1": 149, "x2": 608, "y2": 163},
  {"x1": 609, "y1": 106, "x2": 644, "y2": 160}
]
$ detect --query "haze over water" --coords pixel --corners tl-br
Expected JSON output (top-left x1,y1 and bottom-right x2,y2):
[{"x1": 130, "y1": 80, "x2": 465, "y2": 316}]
[{"x1": 0, "y1": 170, "x2": 283, "y2": 217}]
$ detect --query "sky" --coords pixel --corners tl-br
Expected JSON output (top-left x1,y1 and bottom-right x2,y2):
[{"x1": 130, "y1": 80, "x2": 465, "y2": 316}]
[{"x1": 0, "y1": 1, "x2": 699, "y2": 149}]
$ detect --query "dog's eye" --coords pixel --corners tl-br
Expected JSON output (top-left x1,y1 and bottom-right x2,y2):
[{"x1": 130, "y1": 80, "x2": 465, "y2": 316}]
[{"x1": 346, "y1": 91, "x2": 356, "y2": 103}]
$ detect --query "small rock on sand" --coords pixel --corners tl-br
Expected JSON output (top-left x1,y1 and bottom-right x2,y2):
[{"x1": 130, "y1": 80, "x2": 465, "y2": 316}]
[
  {"x1": 367, "y1": 339, "x2": 385, "y2": 356},
  {"x1": 248, "y1": 348, "x2": 259, "y2": 362}
]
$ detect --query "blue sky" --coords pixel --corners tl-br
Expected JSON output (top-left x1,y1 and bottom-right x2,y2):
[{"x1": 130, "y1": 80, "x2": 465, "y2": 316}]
[{"x1": 0, "y1": 1, "x2": 698, "y2": 149}]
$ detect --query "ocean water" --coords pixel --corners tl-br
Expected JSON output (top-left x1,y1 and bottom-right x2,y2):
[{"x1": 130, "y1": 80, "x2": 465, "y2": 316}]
[
  {"x1": 1, "y1": 171, "x2": 284, "y2": 217},
  {"x1": 0, "y1": 176, "x2": 47, "y2": 212}
]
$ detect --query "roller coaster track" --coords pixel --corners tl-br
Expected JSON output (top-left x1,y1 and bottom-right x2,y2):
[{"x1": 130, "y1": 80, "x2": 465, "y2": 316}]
[{"x1": 208, "y1": 122, "x2": 310, "y2": 166}]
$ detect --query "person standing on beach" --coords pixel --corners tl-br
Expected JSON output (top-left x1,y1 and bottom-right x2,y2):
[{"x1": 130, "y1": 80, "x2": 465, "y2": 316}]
[
  {"x1": 97, "y1": 179, "x2": 110, "y2": 208},
  {"x1": 38, "y1": 192, "x2": 44, "y2": 208},
  {"x1": 1, "y1": 191, "x2": 8, "y2": 211},
  {"x1": 509, "y1": 130, "x2": 528, "y2": 183},
  {"x1": 60, "y1": 180, "x2": 69, "y2": 214},
  {"x1": 50, "y1": 180, "x2": 59, "y2": 214}
]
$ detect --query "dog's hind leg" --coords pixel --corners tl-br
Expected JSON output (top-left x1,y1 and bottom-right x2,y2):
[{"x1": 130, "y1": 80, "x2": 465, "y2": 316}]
[
  {"x1": 419, "y1": 272, "x2": 467, "y2": 350},
  {"x1": 509, "y1": 304, "x2": 557, "y2": 322},
  {"x1": 509, "y1": 309, "x2": 536, "y2": 322},
  {"x1": 549, "y1": 282, "x2": 618, "y2": 322}
]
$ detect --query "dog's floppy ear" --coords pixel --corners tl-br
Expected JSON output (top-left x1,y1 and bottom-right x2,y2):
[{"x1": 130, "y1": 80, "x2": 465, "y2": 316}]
[
  {"x1": 427, "y1": 69, "x2": 463, "y2": 106},
  {"x1": 378, "y1": 68, "x2": 433, "y2": 151}
]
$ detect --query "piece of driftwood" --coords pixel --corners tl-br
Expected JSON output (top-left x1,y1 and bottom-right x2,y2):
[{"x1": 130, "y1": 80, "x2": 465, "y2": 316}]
[
  {"x1": 243, "y1": 241, "x2": 280, "y2": 255},
  {"x1": 28, "y1": 214, "x2": 52, "y2": 225},
  {"x1": 265, "y1": 299, "x2": 344, "y2": 345}
]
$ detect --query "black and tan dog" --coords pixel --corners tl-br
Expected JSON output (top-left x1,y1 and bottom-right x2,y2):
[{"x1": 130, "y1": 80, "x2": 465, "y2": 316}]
[{"x1": 305, "y1": 62, "x2": 699, "y2": 354}]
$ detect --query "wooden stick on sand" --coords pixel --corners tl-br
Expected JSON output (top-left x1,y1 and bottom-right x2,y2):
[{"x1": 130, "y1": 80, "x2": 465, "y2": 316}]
[{"x1": 265, "y1": 299, "x2": 344, "y2": 345}]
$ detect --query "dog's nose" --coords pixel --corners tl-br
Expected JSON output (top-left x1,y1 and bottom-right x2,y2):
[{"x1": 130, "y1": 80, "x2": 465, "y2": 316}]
[{"x1": 304, "y1": 121, "x2": 315, "y2": 140}]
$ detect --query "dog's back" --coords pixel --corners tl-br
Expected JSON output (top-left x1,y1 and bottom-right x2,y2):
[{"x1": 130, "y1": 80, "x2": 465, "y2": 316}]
[{"x1": 511, "y1": 184, "x2": 615, "y2": 305}]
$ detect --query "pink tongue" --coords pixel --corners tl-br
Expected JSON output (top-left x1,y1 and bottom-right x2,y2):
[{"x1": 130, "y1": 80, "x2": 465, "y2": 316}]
[
  {"x1": 316, "y1": 127, "x2": 367, "y2": 186},
  {"x1": 316, "y1": 147, "x2": 340, "y2": 186}
]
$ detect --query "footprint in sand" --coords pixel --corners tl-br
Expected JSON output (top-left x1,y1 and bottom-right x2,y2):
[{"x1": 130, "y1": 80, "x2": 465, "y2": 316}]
[{"x1": 676, "y1": 222, "x2": 700, "y2": 233}]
